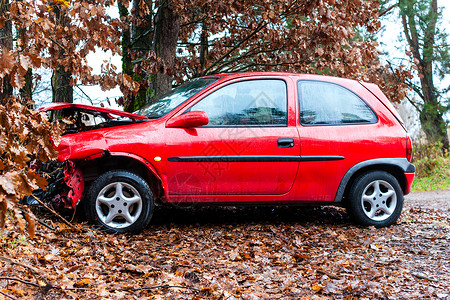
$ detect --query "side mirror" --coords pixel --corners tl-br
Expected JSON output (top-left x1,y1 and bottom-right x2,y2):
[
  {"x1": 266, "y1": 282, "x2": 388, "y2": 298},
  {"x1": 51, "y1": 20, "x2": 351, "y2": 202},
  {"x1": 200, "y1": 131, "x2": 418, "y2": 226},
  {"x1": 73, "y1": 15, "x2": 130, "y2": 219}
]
[{"x1": 166, "y1": 111, "x2": 209, "y2": 128}]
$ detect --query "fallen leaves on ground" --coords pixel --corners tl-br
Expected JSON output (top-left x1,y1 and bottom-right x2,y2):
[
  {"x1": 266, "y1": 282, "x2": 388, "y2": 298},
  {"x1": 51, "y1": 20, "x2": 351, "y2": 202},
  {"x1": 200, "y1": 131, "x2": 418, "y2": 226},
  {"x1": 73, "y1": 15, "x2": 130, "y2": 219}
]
[{"x1": 0, "y1": 201, "x2": 449, "y2": 299}]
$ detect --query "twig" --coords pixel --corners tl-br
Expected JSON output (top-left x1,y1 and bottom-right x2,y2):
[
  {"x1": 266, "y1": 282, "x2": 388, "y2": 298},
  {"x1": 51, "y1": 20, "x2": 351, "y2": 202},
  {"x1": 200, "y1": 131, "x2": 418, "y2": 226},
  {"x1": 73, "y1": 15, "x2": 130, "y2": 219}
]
[
  {"x1": 379, "y1": 3, "x2": 398, "y2": 17},
  {"x1": 49, "y1": 37, "x2": 66, "y2": 52},
  {"x1": 411, "y1": 272, "x2": 438, "y2": 282},
  {"x1": 37, "y1": 219, "x2": 56, "y2": 231},
  {"x1": 0, "y1": 290, "x2": 17, "y2": 300},
  {"x1": 201, "y1": 21, "x2": 267, "y2": 76},
  {"x1": 0, "y1": 276, "x2": 40, "y2": 287},
  {"x1": 120, "y1": 285, "x2": 200, "y2": 292},
  {"x1": 0, "y1": 256, "x2": 42, "y2": 275},
  {"x1": 0, "y1": 257, "x2": 91, "y2": 295},
  {"x1": 76, "y1": 86, "x2": 94, "y2": 105},
  {"x1": 316, "y1": 269, "x2": 342, "y2": 280},
  {"x1": 180, "y1": 16, "x2": 208, "y2": 28},
  {"x1": 130, "y1": 27, "x2": 154, "y2": 47},
  {"x1": 1, "y1": 255, "x2": 199, "y2": 294},
  {"x1": 0, "y1": 35, "x2": 14, "y2": 40},
  {"x1": 0, "y1": 255, "x2": 52, "y2": 295},
  {"x1": 31, "y1": 195, "x2": 75, "y2": 229},
  {"x1": 0, "y1": 274, "x2": 87, "y2": 292},
  {"x1": 65, "y1": 287, "x2": 91, "y2": 291}
]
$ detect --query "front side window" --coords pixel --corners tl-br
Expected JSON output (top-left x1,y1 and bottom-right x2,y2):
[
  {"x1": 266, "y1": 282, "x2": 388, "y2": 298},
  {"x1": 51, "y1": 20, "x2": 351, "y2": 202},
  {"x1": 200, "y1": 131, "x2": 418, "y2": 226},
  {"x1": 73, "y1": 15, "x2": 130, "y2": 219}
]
[
  {"x1": 135, "y1": 77, "x2": 218, "y2": 119},
  {"x1": 190, "y1": 79, "x2": 287, "y2": 126},
  {"x1": 298, "y1": 81, "x2": 377, "y2": 125}
]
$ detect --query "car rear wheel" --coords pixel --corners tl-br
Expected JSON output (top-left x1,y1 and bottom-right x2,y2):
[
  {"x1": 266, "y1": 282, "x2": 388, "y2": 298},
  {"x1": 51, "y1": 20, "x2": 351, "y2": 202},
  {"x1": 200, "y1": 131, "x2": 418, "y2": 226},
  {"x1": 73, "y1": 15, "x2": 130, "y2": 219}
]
[
  {"x1": 347, "y1": 171, "x2": 403, "y2": 227},
  {"x1": 85, "y1": 170, "x2": 154, "y2": 233}
]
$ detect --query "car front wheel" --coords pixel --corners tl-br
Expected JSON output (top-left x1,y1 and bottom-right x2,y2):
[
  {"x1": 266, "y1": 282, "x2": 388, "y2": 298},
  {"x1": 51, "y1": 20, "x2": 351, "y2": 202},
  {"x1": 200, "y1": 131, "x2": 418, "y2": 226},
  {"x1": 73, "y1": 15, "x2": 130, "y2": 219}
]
[
  {"x1": 85, "y1": 170, "x2": 154, "y2": 233},
  {"x1": 347, "y1": 171, "x2": 403, "y2": 227}
]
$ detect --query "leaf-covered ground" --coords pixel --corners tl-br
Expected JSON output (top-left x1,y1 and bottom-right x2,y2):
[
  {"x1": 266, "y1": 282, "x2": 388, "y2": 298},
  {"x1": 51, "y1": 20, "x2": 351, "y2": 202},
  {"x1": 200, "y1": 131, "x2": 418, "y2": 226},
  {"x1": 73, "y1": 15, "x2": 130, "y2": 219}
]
[{"x1": 1, "y1": 191, "x2": 449, "y2": 299}]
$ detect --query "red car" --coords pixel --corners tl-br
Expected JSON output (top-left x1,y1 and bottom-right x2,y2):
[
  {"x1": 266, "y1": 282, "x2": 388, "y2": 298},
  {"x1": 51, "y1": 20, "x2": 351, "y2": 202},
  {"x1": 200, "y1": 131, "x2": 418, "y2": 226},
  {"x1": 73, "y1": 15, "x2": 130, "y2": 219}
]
[{"x1": 39, "y1": 72, "x2": 415, "y2": 233}]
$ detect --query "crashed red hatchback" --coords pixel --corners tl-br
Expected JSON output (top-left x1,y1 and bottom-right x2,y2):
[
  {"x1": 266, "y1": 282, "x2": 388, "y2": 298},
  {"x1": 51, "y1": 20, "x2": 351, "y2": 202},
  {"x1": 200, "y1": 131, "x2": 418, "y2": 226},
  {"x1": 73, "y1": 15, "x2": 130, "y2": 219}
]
[{"x1": 39, "y1": 72, "x2": 415, "y2": 233}]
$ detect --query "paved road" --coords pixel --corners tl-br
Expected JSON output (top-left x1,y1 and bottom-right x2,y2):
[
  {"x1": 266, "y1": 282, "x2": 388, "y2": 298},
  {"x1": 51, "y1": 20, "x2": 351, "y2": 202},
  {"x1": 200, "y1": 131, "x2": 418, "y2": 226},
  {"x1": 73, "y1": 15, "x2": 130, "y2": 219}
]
[{"x1": 404, "y1": 189, "x2": 450, "y2": 211}]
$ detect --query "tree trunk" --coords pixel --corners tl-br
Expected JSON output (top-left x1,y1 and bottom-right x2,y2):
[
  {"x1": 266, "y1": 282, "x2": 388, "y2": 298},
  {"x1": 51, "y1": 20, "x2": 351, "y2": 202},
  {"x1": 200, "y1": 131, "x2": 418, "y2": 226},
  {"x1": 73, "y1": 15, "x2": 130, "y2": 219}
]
[
  {"x1": 16, "y1": 12, "x2": 32, "y2": 104},
  {"x1": 19, "y1": 68, "x2": 33, "y2": 102},
  {"x1": 199, "y1": 21, "x2": 208, "y2": 75},
  {"x1": 0, "y1": 0, "x2": 13, "y2": 104},
  {"x1": 118, "y1": 0, "x2": 135, "y2": 112},
  {"x1": 400, "y1": 0, "x2": 449, "y2": 150},
  {"x1": 151, "y1": 0, "x2": 180, "y2": 103},
  {"x1": 131, "y1": 0, "x2": 153, "y2": 51},
  {"x1": 418, "y1": 45, "x2": 448, "y2": 148},
  {"x1": 130, "y1": 0, "x2": 152, "y2": 111},
  {"x1": 52, "y1": 5, "x2": 73, "y2": 103},
  {"x1": 52, "y1": 66, "x2": 73, "y2": 103}
]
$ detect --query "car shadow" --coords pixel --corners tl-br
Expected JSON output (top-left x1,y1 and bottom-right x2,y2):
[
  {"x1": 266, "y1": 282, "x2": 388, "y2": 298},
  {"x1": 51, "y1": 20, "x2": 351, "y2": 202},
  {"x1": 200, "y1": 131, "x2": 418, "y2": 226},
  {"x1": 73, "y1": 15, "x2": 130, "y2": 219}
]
[{"x1": 150, "y1": 205, "x2": 352, "y2": 227}]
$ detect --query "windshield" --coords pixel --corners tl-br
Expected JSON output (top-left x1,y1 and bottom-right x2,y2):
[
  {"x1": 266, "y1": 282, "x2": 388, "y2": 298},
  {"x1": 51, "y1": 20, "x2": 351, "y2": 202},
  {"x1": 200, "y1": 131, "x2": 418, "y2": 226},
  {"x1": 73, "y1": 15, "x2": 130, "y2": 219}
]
[{"x1": 135, "y1": 77, "x2": 218, "y2": 118}]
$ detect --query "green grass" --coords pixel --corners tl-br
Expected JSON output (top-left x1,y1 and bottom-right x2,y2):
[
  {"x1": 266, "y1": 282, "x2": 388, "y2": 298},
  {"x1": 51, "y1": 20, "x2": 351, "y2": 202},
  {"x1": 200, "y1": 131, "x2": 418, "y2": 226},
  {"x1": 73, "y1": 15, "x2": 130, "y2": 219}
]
[
  {"x1": 411, "y1": 143, "x2": 450, "y2": 192},
  {"x1": 412, "y1": 165, "x2": 450, "y2": 191}
]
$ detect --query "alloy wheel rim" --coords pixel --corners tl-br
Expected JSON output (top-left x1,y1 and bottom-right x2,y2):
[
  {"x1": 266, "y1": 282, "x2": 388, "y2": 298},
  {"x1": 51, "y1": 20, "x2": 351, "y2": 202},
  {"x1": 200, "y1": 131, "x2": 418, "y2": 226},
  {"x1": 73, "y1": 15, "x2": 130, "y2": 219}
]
[
  {"x1": 361, "y1": 180, "x2": 397, "y2": 221},
  {"x1": 95, "y1": 182, "x2": 143, "y2": 229}
]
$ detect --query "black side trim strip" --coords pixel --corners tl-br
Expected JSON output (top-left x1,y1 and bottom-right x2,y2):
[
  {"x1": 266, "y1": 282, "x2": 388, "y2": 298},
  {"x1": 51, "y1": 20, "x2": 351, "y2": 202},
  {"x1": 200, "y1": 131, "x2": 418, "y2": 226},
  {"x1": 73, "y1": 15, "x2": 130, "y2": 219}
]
[
  {"x1": 300, "y1": 156, "x2": 345, "y2": 162},
  {"x1": 168, "y1": 155, "x2": 344, "y2": 162}
]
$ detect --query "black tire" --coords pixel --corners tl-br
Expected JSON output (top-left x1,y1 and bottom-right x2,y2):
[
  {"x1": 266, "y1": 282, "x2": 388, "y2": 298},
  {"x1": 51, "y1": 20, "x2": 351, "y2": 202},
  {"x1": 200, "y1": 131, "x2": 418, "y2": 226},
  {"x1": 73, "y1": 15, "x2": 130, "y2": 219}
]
[
  {"x1": 347, "y1": 171, "x2": 403, "y2": 227},
  {"x1": 84, "y1": 170, "x2": 154, "y2": 233}
]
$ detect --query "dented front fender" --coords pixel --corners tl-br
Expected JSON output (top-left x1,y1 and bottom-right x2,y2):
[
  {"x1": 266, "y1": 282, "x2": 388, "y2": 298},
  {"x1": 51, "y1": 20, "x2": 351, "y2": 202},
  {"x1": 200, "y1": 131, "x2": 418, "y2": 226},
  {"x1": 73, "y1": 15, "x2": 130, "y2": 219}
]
[{"x1": 57, "y1": 132, "x2": 107, "y2": 161}]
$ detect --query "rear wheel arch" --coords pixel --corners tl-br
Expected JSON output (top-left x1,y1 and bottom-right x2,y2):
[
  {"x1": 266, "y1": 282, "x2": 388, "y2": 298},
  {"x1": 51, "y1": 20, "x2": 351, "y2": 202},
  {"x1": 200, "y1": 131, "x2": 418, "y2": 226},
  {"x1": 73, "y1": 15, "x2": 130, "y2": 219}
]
[{"x1": 336, "y1": 158, "x2": 413, "y2": 205}]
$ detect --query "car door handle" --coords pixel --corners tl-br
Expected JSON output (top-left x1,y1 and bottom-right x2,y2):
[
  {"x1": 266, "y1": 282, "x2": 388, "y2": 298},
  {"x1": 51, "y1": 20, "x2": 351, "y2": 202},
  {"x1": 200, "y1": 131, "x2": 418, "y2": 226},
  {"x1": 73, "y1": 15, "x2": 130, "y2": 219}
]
[{"x1": 277, "y1": 138, "x2": 295, "y2": 148}]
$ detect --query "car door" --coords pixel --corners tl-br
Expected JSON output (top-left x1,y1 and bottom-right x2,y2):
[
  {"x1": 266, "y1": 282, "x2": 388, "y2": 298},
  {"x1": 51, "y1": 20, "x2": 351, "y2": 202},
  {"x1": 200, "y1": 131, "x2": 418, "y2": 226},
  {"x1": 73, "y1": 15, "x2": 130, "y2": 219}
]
[{"x1": 165, "y1": 77, "x2": 300, "y2": 196}]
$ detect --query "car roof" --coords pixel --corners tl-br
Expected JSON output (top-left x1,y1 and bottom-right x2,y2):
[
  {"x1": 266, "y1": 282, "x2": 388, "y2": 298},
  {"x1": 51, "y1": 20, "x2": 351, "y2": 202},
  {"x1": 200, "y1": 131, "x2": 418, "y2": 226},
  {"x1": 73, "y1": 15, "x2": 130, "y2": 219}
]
[
  {"x1": 204, "y1": 72, "x2": 303, "y2": 79},
  {"x1": 202, "y1": 72, "x2": 357, "y2": 84}
]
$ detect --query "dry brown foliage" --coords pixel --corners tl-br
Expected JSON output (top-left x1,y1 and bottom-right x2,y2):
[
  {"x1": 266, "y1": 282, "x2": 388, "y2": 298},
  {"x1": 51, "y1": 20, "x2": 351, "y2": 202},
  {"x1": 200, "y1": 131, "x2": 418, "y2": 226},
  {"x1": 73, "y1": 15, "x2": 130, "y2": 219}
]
[
  {"x1": 0, "y1": 0, "x2": 122, "y2": 92},
  {"x1": 0, "y1": 202, "x2": 448, "y2": 299},
  {"x1": 0, "y1": 98, "x2": 62, "y2": 238}
]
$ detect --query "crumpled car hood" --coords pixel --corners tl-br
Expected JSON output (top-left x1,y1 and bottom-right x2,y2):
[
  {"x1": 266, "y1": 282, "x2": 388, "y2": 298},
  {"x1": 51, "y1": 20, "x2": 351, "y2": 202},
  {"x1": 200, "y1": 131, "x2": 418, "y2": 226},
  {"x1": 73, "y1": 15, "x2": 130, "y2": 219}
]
[{"x1": 37, "y1": 102, "x2": 148, "y2": 121}]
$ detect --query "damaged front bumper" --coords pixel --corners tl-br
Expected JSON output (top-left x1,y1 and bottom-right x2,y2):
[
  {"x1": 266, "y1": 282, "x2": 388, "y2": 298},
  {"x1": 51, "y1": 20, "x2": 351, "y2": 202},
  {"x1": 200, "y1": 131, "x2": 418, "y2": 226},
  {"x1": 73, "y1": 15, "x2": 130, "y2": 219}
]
[{"x1": 24, "y1": 160, "x2": 84, "y2": 210}]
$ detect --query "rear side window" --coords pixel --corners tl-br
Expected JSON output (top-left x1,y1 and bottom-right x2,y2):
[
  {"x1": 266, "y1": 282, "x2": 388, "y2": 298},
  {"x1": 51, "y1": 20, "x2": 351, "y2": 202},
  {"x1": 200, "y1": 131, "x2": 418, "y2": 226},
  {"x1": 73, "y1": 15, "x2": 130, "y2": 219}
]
[{"x1": 298, "y1": 81, "x2": 377, "y2": 125}]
